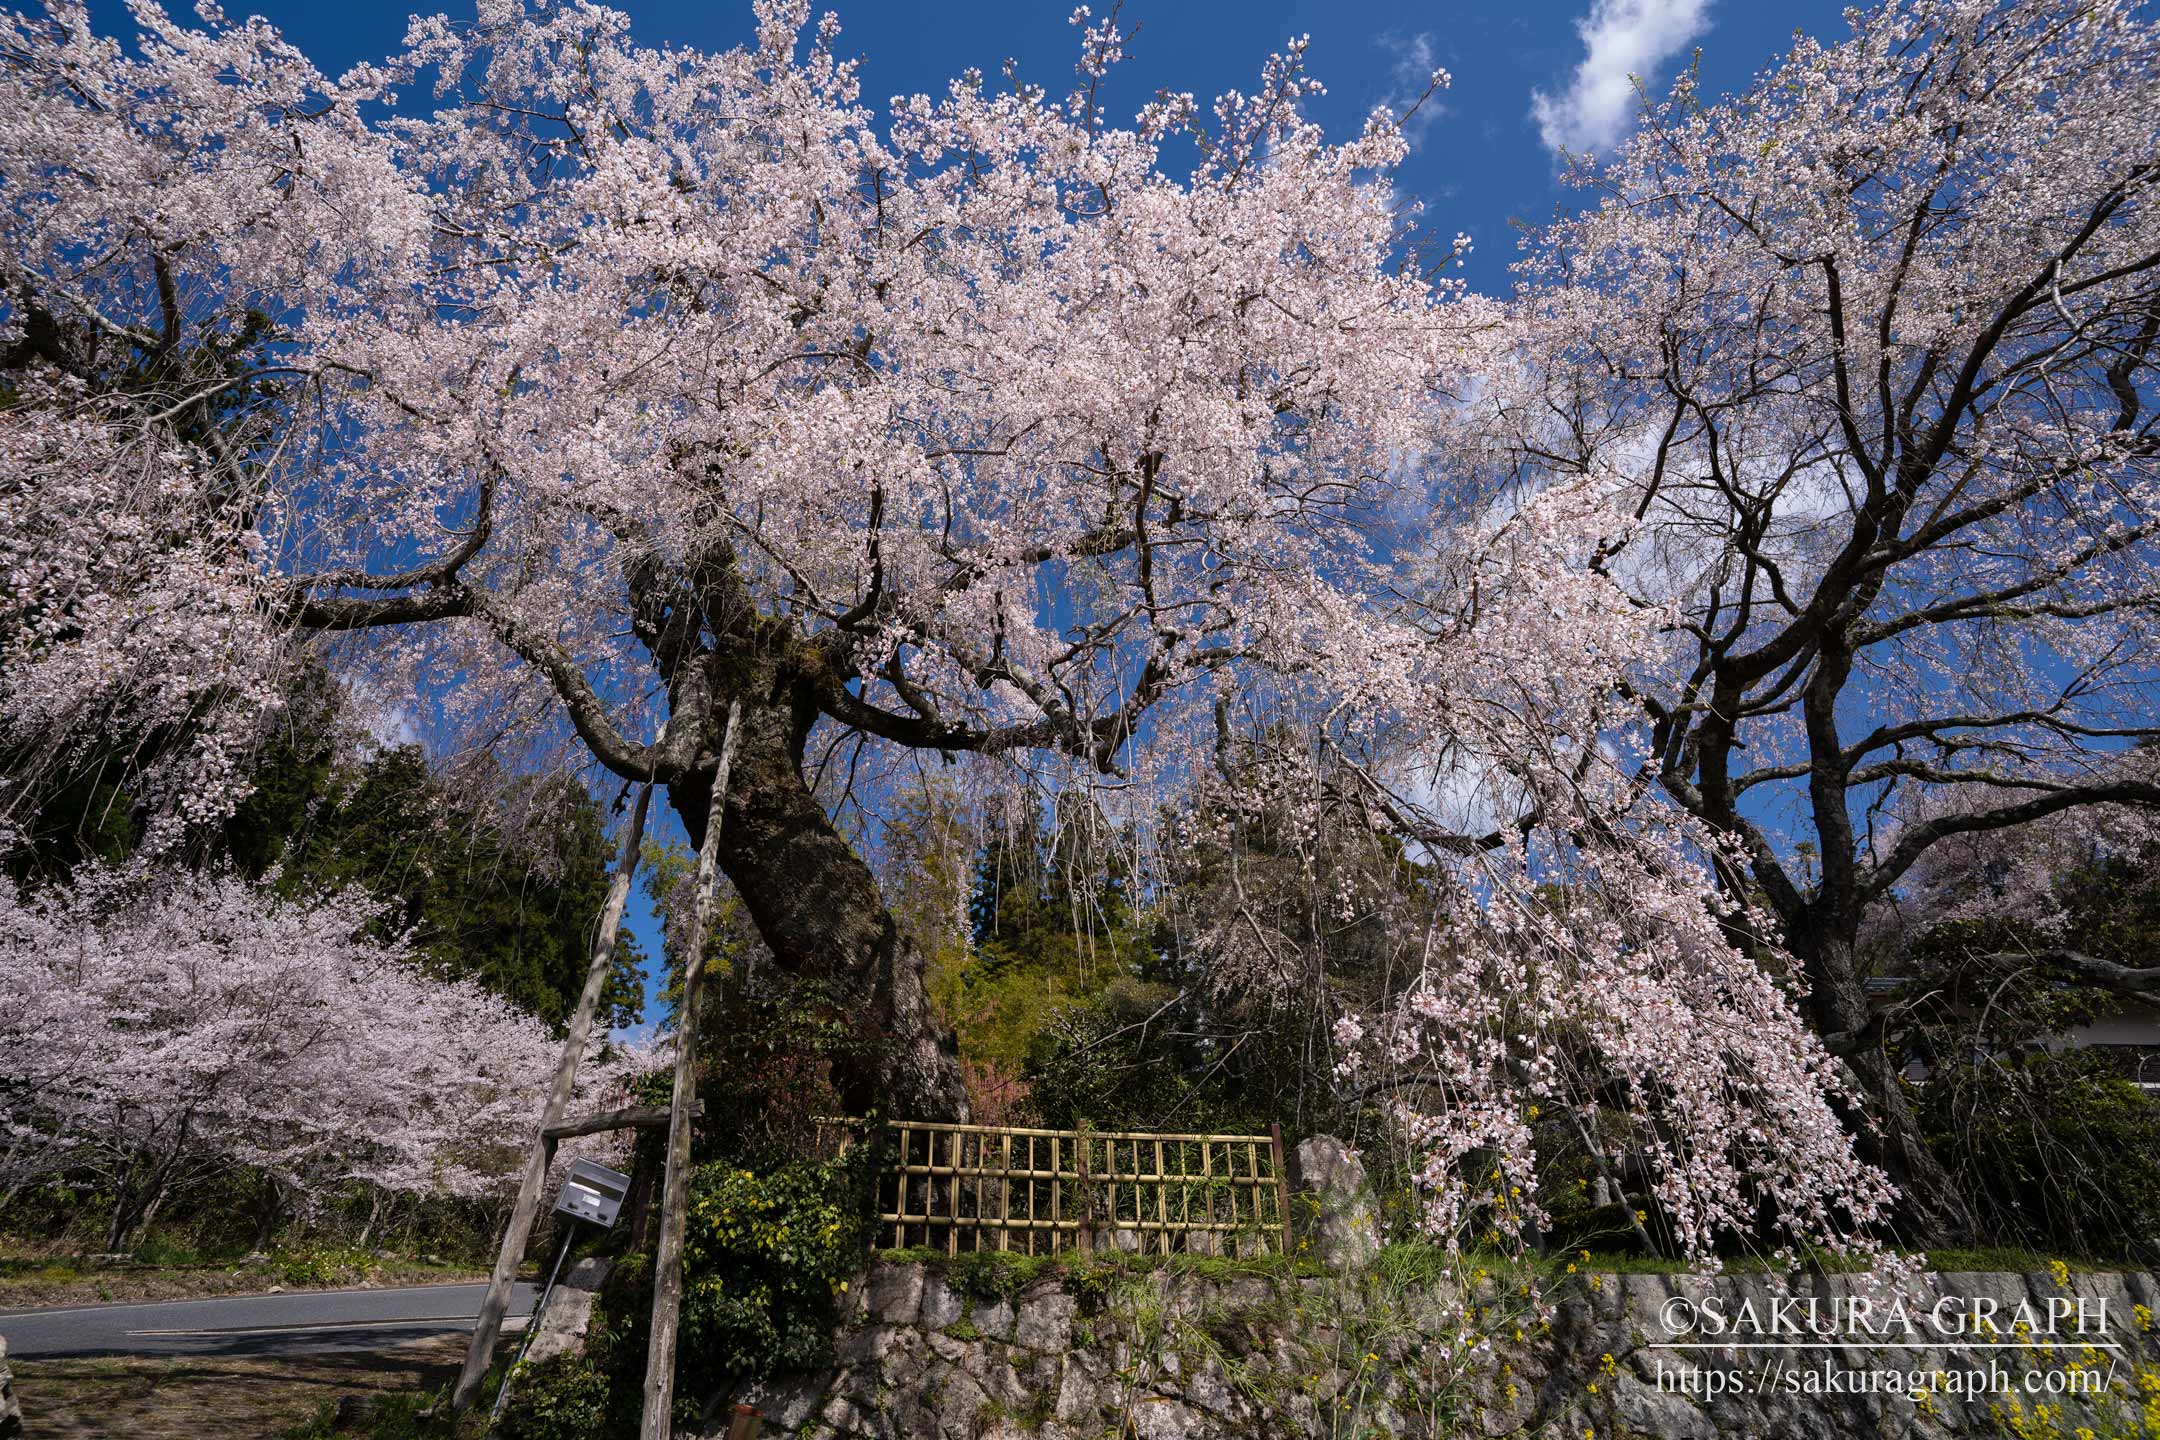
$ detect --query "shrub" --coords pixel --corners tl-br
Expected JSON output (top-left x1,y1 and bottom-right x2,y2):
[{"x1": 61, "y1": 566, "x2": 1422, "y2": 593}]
[
  {"x1": 942, "y1": 1249, "x2": 1056, "y2": 1303},
  {"x1": 492, "y1": 1354, "x2": 614, "y2": 1440},
  {"x1": 275, "y1": 1247, "x2": 371, "y2": 1287},
  {"x1": 678, "y1": 1150, "x2": 877, "y2": 1375},
  {"x1": 1022, "y1": 982, "x2": 1269, "y2": 1133},
  {"x1": 1921, "y1": 1049, "x2": 2160, "y2": 1262}
]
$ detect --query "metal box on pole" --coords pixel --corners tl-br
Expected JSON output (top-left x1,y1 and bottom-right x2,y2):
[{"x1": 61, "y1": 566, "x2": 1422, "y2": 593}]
[{"x1": 554, "y1": 1159, "x2": 632, "y2": 1229}]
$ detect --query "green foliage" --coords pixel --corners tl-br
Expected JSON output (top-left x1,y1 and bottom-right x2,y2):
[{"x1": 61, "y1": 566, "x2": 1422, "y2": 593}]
[
  {"x1": 7, "y1": 663, "x2": 640, "y2": 1036},
  {"x1": 128, "y1": 1231, "x2": 201, "y2": 1267},
  {"x1": 1515, "y1": 1106, "x2": 1660, "y2": 1259},
  {"x1": 1919, "y1": 1049, "x2": 2160, "y2": 1261},
  {"x1": 494, "y1": 1153, "x2": 877, "y2": 1440},
  {"x1": 1894, "y1": 844, "x2": 2160, "y2": 1263},
  {"x1": 274, "y1": 1246, "x2": 375, "y2": 1288},
  {"x1": 282, "y1": 1389, "x2": 463, "y2": 1440},
  {"x1": 1021, "y1": 980, "x2": 1267, "y2": 1134},
  {"x1": 945, "y1": 794, "x2": 1151, "y2": 1094},
  {"x1": 679, "y1": 1150, "x2": 877, "y2": 1375},
  {"x1": 637, "y1": 973, "x2": 880, "y2": 1172},
  {"x1": 1369, "y1": 1241, "x2": 1453, "y2": 1288},
  {"x1": 490, "y1": 1277, "x2": 646, "y2": 1440},
  {"x1": 635, "y1": 839, "x2": 773, "y2": 1032},
  {"x1": 492, "y1": 1353, "x2": 616, "y2": 1440},
  {"x1": 225, "y1": 693, "x2": 641, "y2": 1032},
  {"x1": 1923, "y1": 1246, "x2": 2108, "y2": 1274},
  {"x1": 875, "y1": 779, "x2": 975, "y2": 1030},
  {"x1": 941, "y1": 1248, "x2": 1058, "y2": 1303},
  {"x1": 5, "y1": 769, "x2": 139, "y2": 877},
  {"x1": 498, "y1": 978, "x2": 884, "y2": 1430},
  {"x1": 874, "y1": 1248, "x2": 1317, "y2": 1314},
  {"x1": 884, "y1": 756, "x2": 1401, "y2": 1139}
]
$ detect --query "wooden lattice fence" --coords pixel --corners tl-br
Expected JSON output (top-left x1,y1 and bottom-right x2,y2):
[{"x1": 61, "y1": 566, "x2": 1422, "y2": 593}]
[{"x1": 864, "y1": 1120, "x2": 1292, "y2": 1258}]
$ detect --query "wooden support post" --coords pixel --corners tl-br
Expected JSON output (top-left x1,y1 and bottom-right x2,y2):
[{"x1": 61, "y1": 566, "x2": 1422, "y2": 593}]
[
  {"x1": 450, "y1": 778, "x2": 656, "y2": 1416},
  {"x1": 1076, "y1": 1133, "x2": 1094, "y2": 1256},
  {"x1": 1268, "y1": 1124, "x2": 1293, "y2": 1259},
  {"x1": 1105, "y1": 1140, "x2": 1118, "y2": 1250},
  {"x1": 1153, "y1": 1139, "x2": 1166, "y2": 1257},
  {"x1": 542, "y1": 1105, "x2": 684, "y2": 1142},
  {"x1": 625, "y1": 1160, "x2": 658, "y2": 1253},
  {"x1": 640, "y1": 699, "x2": 742, "y2": 1440}
]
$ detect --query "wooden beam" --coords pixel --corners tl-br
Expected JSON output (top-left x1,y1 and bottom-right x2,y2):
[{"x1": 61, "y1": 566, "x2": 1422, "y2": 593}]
[
  {"x1": 640, "y1": 699, "x2": 742, "y2": 1440},
  {"x1": 451, "y1": 778, "x2": 656, "y2": 1416},
  {"x1": 541, "y1": 1104, "x2": 700, "y2": 1142}
]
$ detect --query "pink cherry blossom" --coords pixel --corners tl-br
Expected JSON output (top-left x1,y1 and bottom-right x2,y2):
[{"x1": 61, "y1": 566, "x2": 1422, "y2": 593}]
[
  {"x1": 0, "y1": 0, "x2": 1932, "y2": 1257},
  {"x1": 0, "y1": 866, "x2": 641, "y2": 1247}
]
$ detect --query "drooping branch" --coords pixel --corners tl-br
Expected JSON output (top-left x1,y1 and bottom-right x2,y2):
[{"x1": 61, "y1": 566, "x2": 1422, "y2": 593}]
[{"x1": 1863, "y1": 779, "x2": 2160, "y2": 904}]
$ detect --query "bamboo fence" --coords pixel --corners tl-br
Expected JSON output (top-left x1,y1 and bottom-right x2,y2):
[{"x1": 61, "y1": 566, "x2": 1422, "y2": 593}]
[{"x1": 864, "y1": 1119, "x2": 1292, "y2": 1258}]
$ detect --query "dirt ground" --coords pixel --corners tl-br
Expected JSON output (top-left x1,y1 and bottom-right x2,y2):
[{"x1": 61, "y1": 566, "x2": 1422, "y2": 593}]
[{"x1": 8, "y1": 1333, "x2": 473, "y2": 1439}]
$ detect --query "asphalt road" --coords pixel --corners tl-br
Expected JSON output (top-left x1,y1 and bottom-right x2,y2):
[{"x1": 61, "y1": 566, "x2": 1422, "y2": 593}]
[{"x1": 0, "y1": 1282, "x2": 537, "y2": 1359}]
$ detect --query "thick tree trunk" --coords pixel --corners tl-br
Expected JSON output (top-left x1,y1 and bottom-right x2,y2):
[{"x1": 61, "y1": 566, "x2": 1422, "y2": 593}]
[
  {"x1": 668, "y1": 694, "x2": 966, "y2": 1122},
  {"x1": 450, "y1": 780, "x2": 656, "y2": 1416},
  {"x1": 250, "y1": 1176, "x2": 283, "y2": 1253},
  {"x1": 1791, "y1": 923, "x2": 1975, "y2": 1246},
  {"x1": 104, "y1": 1156, "x2": 157, "y2": 1255},
  {"x1": 357, "y1": 1190, "x2": 384, "y2": 1248}
]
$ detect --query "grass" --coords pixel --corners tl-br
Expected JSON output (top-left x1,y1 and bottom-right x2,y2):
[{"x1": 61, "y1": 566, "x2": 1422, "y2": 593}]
[
  {"x1": 0, "y1": 1240, "x2": 493, "y2": 1310},
  {"x1": 874, "y1": 1244, "x2": 1324, "y2": 1307},
  {"x1": 869, "y1": 1240, "x2": 2118, "y2": 1295},
  {"x1": 1922, "y1": 1246, "x2": 2111, "y2": 1274},
  {"x1": 282, "y1": 1390, "x2": 460, "y2": 1440}
]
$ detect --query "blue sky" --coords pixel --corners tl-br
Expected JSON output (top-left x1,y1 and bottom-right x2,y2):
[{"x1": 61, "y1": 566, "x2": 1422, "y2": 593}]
[
  {"x1": 215, "y1": 0, "x2": 1861, "y2": 1026},
  {"x1": 236, "y1": 0, "x2": 1858, "y2": 298}
]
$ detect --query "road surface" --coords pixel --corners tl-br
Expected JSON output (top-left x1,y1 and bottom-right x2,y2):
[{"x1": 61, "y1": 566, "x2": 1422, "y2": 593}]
[{"x1": 0, "y1": 1281, "x2": 537, "y2": 1359}]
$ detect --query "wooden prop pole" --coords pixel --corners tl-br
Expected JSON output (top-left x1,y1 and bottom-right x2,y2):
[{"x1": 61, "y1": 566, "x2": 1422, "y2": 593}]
[
  {"x1": 451, "y1": 778, "x2": 657, "y2": 1415},
  {"x1": 639, "y1": 699, "x2": 742, "y2": 1440}
]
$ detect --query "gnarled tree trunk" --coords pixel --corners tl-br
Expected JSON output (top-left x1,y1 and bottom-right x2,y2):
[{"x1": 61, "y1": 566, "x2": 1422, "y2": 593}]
[
  {"x1": 668, "y1": 687, "x2": 966, "y2": 1122},
  {"x1": 1790, "y1": 920, "x2": 1974, "y2": 1247}
]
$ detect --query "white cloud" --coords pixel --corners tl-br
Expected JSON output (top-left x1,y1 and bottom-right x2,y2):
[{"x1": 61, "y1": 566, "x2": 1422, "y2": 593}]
[
  {"x1": 1531, "y1": 0, "x2": 1709, "y2": 156},
  {"x1": 1373, "y1": 30, "x2": 1452, "y2": 151}
]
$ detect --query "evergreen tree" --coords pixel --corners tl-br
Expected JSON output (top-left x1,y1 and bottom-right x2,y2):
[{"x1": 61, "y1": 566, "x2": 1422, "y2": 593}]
[{"x1": 9, "y1": 663, "x2": 641, "y2": 1032}]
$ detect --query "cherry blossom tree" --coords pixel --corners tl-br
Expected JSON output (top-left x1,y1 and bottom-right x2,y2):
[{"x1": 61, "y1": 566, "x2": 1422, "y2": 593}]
[
  {"x1": 1448, "y1": 0, "x2": 2160, "y2": 1237},
  {"x1": 1872, "y1": 744, "x2": 2160, "y2": 1002},
  {"x1": 0, "y1": 0, "x2": 1904, "y2": 1261},
  {"x1": 0, "y1": 0, "x2": 1502, "y2": 1117},
  {"x1": 0, "y1": 866, "x2": 635, "y2": 1249}
]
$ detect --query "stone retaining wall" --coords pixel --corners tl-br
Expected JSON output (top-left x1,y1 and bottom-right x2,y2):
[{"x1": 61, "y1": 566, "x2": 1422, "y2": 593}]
[{"x1": 707, "y1": 1260, "x2": 2160, "y2": 1439}]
